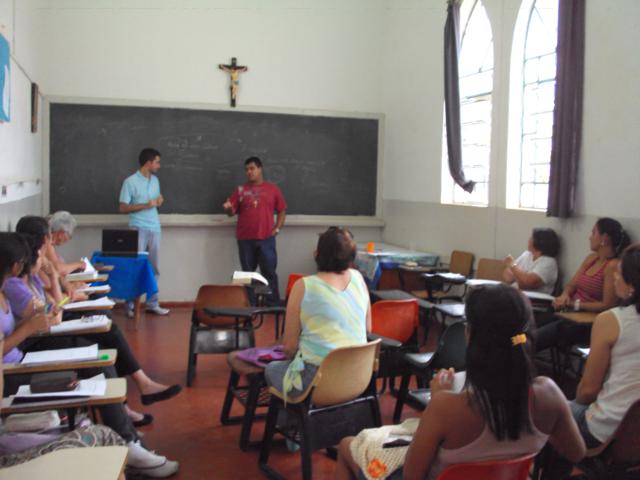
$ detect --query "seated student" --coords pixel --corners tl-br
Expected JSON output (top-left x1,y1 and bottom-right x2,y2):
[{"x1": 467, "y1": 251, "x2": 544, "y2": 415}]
[
  {"x1": 336, "y1": 284, "x2": 586, "y2": 480},
  {"x1": 543, "y1": 243, "x2": 640, "y2": 478},
  {"x1": 45, "y1": 210, "x2": 85, "y2": 275},
  {"x1": 0, "y1": 233, "x2": 178, "y2": 477},
  {"x1": 3, "y1": 233, "x2": 181, "y2": 417},
  {"x1": 265, "y1": 226, "x2": 371, "y2": 399},
  {"x1": 502, "y1": 228, "x2": 559, "y2": 295},
  {"x1": 536, "y1": 218, "x2": 630, "y2": 351},
  {"x1": 16, "y1": 215, "x2": 87, "y2": 303}
]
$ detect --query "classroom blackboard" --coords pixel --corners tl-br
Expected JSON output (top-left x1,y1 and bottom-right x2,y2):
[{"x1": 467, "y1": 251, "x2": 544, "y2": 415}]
[{"x1": 49, "y1": 103, "x2": 379, "y2": 216}]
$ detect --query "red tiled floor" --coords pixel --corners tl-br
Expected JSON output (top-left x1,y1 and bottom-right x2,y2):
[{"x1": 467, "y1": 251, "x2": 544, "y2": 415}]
[{"x1": 118, "y1": 308, "x2": 427, "y2": 479}]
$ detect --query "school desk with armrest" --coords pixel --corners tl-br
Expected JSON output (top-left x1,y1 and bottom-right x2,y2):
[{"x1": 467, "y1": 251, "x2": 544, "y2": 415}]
[
  {"x1": 32, "y1": 318, "x2": 113, "y2": 338},
  {"x1": 1, "y1": 378, "x2": 127, "y2": 430},
  {"x1": 0, "y1": 445, "x2": 128, "y2": 480},
  {"x1": 3, "y1": 349, "x2": 117, "y2": 375}
]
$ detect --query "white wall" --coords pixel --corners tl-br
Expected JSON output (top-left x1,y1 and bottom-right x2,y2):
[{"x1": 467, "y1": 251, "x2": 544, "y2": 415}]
[
  {"x1": 33, "y1": 0, "x2": 387, "y2": 300},
  {"x1": 380, "y1": 0, "x2": 640, "y2": 275},
  {"x1": 8, "y1": 0, "x2": 638, "y2": 298},
  {"x1": 0, "y1": 0, "x2": 44, "y2": 229}
]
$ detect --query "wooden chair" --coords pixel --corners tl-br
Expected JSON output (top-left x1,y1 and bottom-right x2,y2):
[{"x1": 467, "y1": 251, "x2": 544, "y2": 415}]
[
  {"x1": 575, "y1": 398, "x2": 640, "y2": 480},
  {"x1": 428, "y1": 257, "x2": 505, "y2": 329},
  {"x1": 411, "y1": 250, "x2": 474, "y2": 302},
  {"x1": 436, "y1": 453, "x2": 536, "y2": 480},
  {"x1": 259, "y1": 341, "x2": 382, "y2": 480},
  {"x1": 393, "y1": 321, "x2": 467, "y2": 423},
  {"x1": 186, "y1": 284, "x2": 252, "y2": 386},
  {"x1": 475, "y1": 257, "x2": 507, "y2": 281},
  {"x1": 371, "y1": 299, "x2": 419, "y2": 393},
  {"x1": 220, "y1": 351, "x2": 271, "y2": 451}
]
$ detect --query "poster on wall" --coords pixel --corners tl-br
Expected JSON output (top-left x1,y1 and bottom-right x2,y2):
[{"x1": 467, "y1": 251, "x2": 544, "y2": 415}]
[{"x1": 0, "y1": 33, "x2": 10, "y2": 122}]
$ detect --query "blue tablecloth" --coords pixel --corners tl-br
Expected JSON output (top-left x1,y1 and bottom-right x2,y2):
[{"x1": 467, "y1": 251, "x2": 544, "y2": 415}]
[
  {"x1": 91, "y1": 252, "x2": 158, "y2": 301},
  {"x1": 355, "y1": 243, "x2": 439, "y2": 289}
]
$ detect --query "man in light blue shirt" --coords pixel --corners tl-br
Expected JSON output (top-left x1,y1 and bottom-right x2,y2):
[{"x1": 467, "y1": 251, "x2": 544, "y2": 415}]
[{"x1": 119, "y1": 148, "x2": 170, "y2": 317}]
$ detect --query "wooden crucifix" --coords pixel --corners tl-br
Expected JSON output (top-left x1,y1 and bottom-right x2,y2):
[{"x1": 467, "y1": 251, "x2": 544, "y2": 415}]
[{"x1": 219, "y1": 57, "x2": 248, "y2": 107}]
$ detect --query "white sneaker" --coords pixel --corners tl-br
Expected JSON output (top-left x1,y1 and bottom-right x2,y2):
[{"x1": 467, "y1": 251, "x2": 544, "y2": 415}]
[
  {"x1": 146, "y1": 305, "x2": 170, "y2": 315},
  {"x1": 127, "y1": 441, "x2": 179, "y2": 478}
]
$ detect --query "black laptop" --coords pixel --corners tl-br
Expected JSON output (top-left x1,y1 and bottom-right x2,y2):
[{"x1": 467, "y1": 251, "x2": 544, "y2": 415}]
[{"x1": 101, "y1": 229, "x2": 139, "y2": 257}]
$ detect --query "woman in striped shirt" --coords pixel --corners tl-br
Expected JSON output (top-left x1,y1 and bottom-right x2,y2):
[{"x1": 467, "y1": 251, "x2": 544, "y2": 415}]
[{"x1": 537, "y1": 218, "x2": 630, "y2": 350}]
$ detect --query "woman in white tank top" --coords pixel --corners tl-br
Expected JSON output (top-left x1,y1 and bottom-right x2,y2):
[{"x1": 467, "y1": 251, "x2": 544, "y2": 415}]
[
  {"x1": 575, "y1": 244, "x2": 640, "y2": 444},
  {"x1": 335, "y1": 284, "x2": 586, "y2": 480}
]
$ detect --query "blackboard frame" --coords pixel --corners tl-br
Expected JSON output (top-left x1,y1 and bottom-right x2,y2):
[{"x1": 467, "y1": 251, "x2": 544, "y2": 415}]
[{"x1": 44, "y1": 97, "x2": 384, "y2": 225}]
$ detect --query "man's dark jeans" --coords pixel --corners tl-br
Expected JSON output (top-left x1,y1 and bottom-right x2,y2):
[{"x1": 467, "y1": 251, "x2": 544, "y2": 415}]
[{"x1": 238, "y1": 236, "x2": 280, "y2": 305}]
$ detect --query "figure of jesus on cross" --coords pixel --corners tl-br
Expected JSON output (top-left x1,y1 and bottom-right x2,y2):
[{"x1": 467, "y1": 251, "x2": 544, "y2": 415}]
[{"x1": 219, "y1": 57, "x2": 248, "y2": 107}]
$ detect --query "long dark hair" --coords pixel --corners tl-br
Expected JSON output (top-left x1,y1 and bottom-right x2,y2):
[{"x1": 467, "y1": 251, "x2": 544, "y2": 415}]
[
  {"x1": 597, "y1": 218, "x2": 631, "y2": 258},
  {"x1": 0, "y1": 233, "x2": 28, "y2": 283},
  {"x1": 465, "y1": 284, "x2": 536, "y2": 441},
  {"x1": 620, "y1": 244, "x2": 640, "y2": 314},
  {"x1": 18, "y1": 233, "x2": 44, "y2": 277}
]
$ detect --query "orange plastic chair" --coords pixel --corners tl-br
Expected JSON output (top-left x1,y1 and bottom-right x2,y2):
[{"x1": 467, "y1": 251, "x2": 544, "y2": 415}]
[
  {"x1": 371, "y1": 299, "x2": 419, "y2": 343},
  {"x1": 436, "y1": 453, "x2": 536, "y2": 480}
]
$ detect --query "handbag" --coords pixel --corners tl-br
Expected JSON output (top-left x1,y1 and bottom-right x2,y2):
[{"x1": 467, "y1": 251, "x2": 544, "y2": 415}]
[
  {"x1": 30, "y1": 371, "x2": 78, "y2": 394},
  {"x1": 350, "y1": 418, "x2": 419, "y2": 480}
]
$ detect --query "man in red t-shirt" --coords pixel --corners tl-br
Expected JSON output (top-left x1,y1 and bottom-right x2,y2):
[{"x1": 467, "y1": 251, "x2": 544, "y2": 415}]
[{"x1": 223, "y1": 157, "x2": 287, "y2": 304}]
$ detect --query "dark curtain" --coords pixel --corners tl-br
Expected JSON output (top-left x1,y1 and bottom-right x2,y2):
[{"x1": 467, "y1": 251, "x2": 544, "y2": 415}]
[
  {"x1": 547, "y1": 0, "x2": 586, "y2": 218},
  {"x1": 444, "y1": 0, "x2": 475, "y2": 193}
]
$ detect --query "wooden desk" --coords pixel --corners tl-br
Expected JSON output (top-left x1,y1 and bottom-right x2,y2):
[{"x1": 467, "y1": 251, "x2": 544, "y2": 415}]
[
  {"x1": 0, "y1": 445, "x2": 127, "y2": 480},
  {"x1": 42, "y1": 318, "x2": 112, "y2": 337},
  {"x1": 63, "y1": 302, "x2": 114, "y2": 313},
  {"x1": 556, "y1": 311, "x2": 598, "y2": 324},
  {"x1": 93, "y1": 263, "x2": 115, "y2": 272},
  {"x1": 4, "y1": 349, "x2": 117, "y2": 375},
  {"x1": 1, "y1": 378, "x2": 126, "y2": 415}
]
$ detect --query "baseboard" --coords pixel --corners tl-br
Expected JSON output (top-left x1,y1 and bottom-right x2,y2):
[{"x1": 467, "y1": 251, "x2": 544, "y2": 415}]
[{"x1": 113, "y1": 301, "x2": 194, "y2": 309}]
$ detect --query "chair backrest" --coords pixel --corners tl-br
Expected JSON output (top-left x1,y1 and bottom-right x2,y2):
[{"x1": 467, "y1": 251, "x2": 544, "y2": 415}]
[
  {"x1": 475, "y1": 258, "x2": 506, "y2": 281},
  {"x1": 436, "y1": 453, "x2": 535, "y2": 480},
  {"x1": 600, "y1": 398, "x2": 640, "y2": 464},
  {"x1": 371, "y1": 299, "x2": 419, "y2": 343},
  {"x1": 433, "y1": 321, "x2": 467, "y2": 372},
  {"x1": 285, "y1": 273, "x2": 306, "y2": 300},
  {"x1": 449, "y1": 250, "x2": 474, "y2": 276},
  {"x1": 193, "y1": 284, "x2": 250, "y2": 327},
  {"x1": 309, "y1": 341, "x2": 381, "y2": 407}
]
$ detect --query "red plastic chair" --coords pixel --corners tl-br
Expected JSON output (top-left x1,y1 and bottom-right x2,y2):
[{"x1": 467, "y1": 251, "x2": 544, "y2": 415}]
[
  {"x1": 436, "y1": 453, "x2": 536, "y2": 480},
  {"x1": 371, "y1": 299, "x2": 419, "y2": 393},
  {"x1": 371, "y1": 299, "x2": 419, "y2": 343}
]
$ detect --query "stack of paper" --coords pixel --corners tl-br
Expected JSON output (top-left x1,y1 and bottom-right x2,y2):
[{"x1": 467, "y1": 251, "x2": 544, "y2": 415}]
[
  {"x1": 21, "y1": 344, "x2": 99, "y2": 365},
  {"x1": 13, "y1": 374, "x2": 107, "y2": 400},
  {"x1": 232, "y1": 271, "x2": 268, "y2": 285},
  {"x1": 522, "y1": 291, "x2": 555, "y2": 302},
  {"x1": 66, "y1": 271, "x2": 99, "y2": 282},
  {"x1": 437, "y1": 272, "x2": 467, "y2": 281},
  {"x1": 82, "y1": 257, "x2": 96, "y2": 273},
  {"x1": 77, "y1": 285, "x2": 111, "y2": 295},
  {"x1": 466, "y1": 279, "x2": 501, "y2": 287},
  {"x1": 49, "y1": 316, "x2": 111, "y2": 334},
  {"x1": 62, "y1": 297, "x2": 114, "y2": 311}
]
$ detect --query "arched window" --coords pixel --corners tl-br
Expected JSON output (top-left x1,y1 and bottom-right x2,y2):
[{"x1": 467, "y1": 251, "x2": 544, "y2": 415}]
[
  {"x1": 441, "y1": 0, "x2": 493, "y2": 206},
  {"x1": 506, "y1": 0, "x2": 558, "y2": 210}
]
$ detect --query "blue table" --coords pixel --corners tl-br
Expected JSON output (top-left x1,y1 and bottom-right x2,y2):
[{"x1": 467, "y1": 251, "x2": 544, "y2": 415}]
[
  {"x1": 91, "y1": 252, "x2": 158, "y2": 327},
  {"x1": 355, "y1": 243, "x2": 439, "y2": 289}
]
